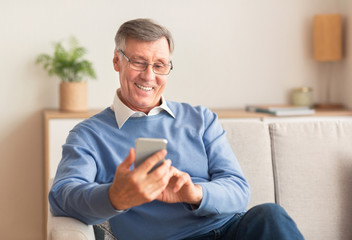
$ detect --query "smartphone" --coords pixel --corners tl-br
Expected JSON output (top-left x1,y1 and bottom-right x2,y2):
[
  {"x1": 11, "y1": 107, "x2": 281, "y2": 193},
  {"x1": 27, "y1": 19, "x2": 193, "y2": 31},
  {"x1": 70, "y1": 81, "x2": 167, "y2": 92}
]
[{"x1": 135, "y1": 138, "x2": 168, "y2": 172}]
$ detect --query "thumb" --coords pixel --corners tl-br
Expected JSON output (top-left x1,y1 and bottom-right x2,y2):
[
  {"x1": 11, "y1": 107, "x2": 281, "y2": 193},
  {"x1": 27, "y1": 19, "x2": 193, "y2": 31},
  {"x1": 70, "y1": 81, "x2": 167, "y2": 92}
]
[{"x1": 118, "y1": 148, "x2": 135, "y2": 171}]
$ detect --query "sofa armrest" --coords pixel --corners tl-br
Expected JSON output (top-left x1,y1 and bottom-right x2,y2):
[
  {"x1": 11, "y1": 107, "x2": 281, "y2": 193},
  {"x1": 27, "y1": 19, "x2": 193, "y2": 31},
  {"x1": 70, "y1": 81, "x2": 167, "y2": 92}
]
[{"x1": 47, "y1": 211, "x2": 95, "y2": 240}]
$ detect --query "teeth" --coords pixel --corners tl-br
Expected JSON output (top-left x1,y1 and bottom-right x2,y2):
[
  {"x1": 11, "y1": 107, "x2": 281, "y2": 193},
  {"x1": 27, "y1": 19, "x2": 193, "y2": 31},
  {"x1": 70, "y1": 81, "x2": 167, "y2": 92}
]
[{"x1": 136, "y1": 83, "x2": 153, "y2": 91}]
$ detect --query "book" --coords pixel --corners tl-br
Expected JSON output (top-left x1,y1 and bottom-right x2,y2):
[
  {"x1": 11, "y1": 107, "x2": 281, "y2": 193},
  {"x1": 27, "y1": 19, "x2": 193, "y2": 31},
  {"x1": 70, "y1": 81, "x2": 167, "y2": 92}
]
[{"x1": 245, "y1": 104, "x2": 316, "y2": 116}]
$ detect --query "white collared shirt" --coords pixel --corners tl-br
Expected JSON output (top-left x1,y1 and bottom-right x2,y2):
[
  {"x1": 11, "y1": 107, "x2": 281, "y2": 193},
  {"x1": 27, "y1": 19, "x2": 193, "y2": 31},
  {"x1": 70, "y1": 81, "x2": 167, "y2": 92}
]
[{"x1": 110, "y1": 90, "x2": 175, "y2": 128}]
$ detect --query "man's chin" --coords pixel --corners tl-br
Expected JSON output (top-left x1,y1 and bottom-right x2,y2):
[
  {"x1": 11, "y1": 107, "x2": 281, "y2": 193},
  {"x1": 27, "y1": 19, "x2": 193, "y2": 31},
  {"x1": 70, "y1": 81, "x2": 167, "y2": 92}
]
[{"x1": 132, "y1": 101, "x2": 157, "y2": 112}]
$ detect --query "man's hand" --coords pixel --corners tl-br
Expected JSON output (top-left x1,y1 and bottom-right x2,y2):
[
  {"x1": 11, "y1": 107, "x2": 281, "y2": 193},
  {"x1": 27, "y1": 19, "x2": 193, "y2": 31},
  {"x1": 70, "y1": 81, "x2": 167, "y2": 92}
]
[
  {"x1": 108, "y1": 148, "x2": 172, "y2": 210},
  {"x1": 157, "y1": 167, "x2": 203, "y2": 206}
]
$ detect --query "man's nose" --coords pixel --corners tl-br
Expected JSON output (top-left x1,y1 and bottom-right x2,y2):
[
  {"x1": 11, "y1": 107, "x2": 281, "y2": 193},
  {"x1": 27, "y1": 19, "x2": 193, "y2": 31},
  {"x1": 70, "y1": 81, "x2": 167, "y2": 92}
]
[{"x1": 141, "y1": 64, "x2": 156, "y2": 80}]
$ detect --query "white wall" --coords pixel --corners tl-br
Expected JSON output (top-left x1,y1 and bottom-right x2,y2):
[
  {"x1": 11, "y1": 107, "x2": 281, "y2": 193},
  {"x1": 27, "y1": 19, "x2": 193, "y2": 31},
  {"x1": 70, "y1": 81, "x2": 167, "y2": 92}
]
[
  {"x1": 0, "y1": 0, "x2": 343, "y2": 239},
  {"x1": 338, "y1": 0, "x2": 352, "y2": 109}
]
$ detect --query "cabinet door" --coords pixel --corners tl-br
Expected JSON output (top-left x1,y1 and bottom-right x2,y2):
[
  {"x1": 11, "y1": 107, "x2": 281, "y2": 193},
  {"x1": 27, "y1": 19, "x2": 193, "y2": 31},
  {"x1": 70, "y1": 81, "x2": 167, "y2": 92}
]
[{"x1": 48, "y1": 118, "x2": 84, "y2": 181}]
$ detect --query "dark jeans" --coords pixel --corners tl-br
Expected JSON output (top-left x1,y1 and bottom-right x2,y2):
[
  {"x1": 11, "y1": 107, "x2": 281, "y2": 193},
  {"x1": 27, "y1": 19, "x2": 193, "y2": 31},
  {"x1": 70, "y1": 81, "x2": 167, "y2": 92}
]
[{"x1": 183, "y1": 203, "x2": 304, "y2": 240}]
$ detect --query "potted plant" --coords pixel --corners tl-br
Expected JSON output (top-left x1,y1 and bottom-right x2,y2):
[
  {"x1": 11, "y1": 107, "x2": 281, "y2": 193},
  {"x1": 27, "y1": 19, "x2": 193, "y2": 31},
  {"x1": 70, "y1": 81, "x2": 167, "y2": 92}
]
[{"x1": 36, "y1": 37, "x2": 96, "y2": 112}]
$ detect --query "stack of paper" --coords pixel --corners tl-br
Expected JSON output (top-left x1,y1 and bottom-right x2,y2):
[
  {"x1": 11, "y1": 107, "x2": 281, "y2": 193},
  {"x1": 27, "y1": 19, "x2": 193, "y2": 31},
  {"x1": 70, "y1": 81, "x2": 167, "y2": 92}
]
[{"x1": 245, "y1": 105, "x2": 316, "y2": 116}]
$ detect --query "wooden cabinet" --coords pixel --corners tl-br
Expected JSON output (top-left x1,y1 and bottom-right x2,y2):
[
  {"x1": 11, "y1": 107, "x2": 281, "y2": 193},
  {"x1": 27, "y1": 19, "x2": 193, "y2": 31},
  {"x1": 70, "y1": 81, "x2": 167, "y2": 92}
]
[
  {"x1": 212, "y1": 108, "x2": 352, "y2": 120},
  {"x1": 43, "y1": 108, "x2": 352, "y2": 227},
  {"x1": 43, "y1": 109, "x2": 100, "y2": 230},
  {"x1": 44, "y1": 108, "x2": 352, "y2": 190}
]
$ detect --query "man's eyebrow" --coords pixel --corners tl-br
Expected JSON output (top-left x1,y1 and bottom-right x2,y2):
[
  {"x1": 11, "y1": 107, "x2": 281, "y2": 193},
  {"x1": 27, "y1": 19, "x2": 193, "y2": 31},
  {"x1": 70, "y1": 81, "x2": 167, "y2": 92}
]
[
  {"x1": 131, "y1": 55, "x2": 169, "y2": 63},
  {"x1": 129, "y1": 54, "x2": 147, "y2": 60},
  {"x1": 155, "y1": 58, "x2": 169, "y2": 64}
]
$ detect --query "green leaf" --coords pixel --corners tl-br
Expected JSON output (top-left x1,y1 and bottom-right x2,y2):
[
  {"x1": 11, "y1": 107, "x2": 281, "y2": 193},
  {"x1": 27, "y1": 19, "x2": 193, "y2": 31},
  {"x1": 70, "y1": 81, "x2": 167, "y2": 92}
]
[{"x1": 35, "y1": 36, "x2": 97, "y2": 82}]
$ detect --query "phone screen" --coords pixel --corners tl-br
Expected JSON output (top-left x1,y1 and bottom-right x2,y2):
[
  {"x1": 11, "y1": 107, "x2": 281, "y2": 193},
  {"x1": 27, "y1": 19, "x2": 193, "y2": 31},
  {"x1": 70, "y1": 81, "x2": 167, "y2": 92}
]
[{"x1": 135, "y1": 138, "x2": 168, "y2": 172}]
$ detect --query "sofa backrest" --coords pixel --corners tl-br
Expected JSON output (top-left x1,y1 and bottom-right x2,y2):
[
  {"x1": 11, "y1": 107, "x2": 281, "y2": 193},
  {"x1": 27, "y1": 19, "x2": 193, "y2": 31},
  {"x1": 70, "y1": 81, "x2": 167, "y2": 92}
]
[
  {"x1": 221, "y1": 119, "x2": 352, "y2": 240},
  {"x1": 220, "y1": 119, "x2": 276, "y2": 208},
  {"x1": 270, "y1": 121, "x2": 352, "y2": 240}
]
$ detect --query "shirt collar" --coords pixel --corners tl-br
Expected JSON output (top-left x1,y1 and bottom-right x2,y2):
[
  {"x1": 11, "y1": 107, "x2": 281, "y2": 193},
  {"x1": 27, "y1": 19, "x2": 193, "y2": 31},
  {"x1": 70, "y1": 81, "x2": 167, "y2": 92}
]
[{"x1": 111, "y1": 89, "x2": 175, "y2": 128}]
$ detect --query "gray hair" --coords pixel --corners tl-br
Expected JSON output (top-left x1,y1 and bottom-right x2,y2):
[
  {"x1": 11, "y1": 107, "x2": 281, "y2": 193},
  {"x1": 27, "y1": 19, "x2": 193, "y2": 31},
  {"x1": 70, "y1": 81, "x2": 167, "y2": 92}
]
[{"x1": 115, "y1": 18, "x2": 174, "y2": 54}]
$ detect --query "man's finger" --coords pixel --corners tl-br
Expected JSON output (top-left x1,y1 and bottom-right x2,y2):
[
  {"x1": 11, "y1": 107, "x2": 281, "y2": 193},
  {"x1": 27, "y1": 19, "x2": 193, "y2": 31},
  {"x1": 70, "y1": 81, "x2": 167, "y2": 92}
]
[
  {"x1": 172, "y1": 171, "x2": 191, "y2": 192},
  {"x1": 118, "y1": 148, "x2": 135, "y2": 171},
  {"x1": 135, "y1": 149, "x2": 167, "y2": 174}
]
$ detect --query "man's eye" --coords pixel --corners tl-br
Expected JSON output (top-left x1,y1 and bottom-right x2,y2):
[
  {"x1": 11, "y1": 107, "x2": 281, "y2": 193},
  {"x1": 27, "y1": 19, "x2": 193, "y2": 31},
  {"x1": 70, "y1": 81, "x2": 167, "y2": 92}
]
[
  {"x1": 132, "y1": 61, "x2": 146, "y2": 67},
  {"x1": 154, "y1": 63, "x2": 165, "y2": 69}
]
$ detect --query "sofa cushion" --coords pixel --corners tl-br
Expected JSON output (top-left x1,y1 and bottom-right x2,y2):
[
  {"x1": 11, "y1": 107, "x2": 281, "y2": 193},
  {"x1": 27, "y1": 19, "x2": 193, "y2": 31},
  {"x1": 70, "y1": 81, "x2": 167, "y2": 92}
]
[
  {"x1": 270, "y1": 121, "x2": 352, "y2": 240},
  {"x1": 220, "y1": 119, "x2": 275, "y2": 208},
  {"x1": 48, "y1": 214, "x2": 95, "y2": 240}
]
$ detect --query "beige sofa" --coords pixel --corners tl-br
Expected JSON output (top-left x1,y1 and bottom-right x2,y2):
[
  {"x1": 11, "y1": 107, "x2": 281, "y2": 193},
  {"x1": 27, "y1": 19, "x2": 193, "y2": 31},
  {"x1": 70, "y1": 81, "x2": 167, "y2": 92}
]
[{"x1": 48, "y1": 119, "x2": 352, "y2": 240}]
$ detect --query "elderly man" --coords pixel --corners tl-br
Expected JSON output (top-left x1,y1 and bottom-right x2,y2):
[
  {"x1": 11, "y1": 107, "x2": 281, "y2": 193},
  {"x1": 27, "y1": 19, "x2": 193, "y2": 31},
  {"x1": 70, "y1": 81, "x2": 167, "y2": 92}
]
[{"x1": 49, "y1": 19, "x2": 304, "y2": 240}]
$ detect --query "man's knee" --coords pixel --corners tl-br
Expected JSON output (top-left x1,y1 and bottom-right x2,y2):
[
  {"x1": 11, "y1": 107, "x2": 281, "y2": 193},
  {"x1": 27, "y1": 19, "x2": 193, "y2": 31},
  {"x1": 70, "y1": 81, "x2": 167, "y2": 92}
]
[
  {"x1": 249, "y1": 203, "x2": 286, "y2": 219},
  {"x1": 236, "y1": 203, "x2": 304, "y2": 239},
  {"x1": 243, "y1": 203, "x2": 295, "y2": 228}
]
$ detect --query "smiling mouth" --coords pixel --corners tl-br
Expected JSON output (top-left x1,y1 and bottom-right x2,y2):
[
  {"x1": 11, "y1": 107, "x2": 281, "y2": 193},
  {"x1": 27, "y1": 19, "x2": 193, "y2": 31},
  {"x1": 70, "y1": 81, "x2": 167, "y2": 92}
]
[{"x1": 135, "y1": 83, "x2": 153, "y2": 91}]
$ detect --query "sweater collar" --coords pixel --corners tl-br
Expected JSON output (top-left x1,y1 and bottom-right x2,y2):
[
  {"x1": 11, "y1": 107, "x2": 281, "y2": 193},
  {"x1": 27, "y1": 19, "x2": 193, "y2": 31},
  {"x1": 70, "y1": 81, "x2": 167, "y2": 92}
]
[{"x1": 110, "y1": 89, "x2": 175, "y2": 128}]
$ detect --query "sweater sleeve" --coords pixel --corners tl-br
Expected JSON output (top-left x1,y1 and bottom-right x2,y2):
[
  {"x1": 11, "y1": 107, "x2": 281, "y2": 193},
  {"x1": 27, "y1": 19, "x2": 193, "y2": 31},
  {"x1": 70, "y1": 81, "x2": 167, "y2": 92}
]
[
  {"x1": 48, "y1": 129, "x2": 124, "y2": 225},
  {"x1": 191, "y1": 108, "x2": 250, "y2": 217}
]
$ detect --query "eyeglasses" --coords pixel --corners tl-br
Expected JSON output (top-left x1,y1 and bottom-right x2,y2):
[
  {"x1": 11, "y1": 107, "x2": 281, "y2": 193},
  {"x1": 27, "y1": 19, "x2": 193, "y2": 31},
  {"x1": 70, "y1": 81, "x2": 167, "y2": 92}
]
[{"x1": 119, "y1": 49, "x2": 173, "y2": 75}]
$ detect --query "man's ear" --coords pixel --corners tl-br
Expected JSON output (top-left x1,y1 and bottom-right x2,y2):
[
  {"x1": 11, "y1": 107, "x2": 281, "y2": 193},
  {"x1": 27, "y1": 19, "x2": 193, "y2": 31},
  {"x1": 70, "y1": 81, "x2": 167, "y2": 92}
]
[{"x1": 113, "y1": 51, "x2": 120, "y2": 72}]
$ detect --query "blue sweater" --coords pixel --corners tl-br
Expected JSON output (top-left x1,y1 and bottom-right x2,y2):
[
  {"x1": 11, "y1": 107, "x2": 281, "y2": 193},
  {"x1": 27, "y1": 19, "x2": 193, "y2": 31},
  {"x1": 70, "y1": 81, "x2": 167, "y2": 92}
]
[{"x1": 49, "y1": 101, "x2": 250, "y2": 240}]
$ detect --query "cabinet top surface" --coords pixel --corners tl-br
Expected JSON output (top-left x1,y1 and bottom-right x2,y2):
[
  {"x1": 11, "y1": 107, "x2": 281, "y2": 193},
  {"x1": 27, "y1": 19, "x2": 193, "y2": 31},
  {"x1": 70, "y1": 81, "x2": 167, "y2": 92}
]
[
  {"x1": 43, "y1": 108, "x2": 352, "y2": 120},
  {"x1": 44, "y1": 109, "x2": 102, "y2": 119}
]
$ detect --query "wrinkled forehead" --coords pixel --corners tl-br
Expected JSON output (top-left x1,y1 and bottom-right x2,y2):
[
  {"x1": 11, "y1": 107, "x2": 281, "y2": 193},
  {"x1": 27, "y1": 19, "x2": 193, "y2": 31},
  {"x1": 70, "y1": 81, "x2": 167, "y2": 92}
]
[
  {"x1": 124, "y1": 37, "x2": 171, "y2": 58},
  {"x1": 119, "y1": 36, "x2": 173, "y2": 54}
]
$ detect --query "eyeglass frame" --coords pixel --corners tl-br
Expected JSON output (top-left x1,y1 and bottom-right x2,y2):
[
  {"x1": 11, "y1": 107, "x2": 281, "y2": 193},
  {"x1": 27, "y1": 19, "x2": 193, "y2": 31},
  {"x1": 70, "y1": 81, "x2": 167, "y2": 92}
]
[{"x1": 118, "y1": 49, "x2": 173, "y2": 75}]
